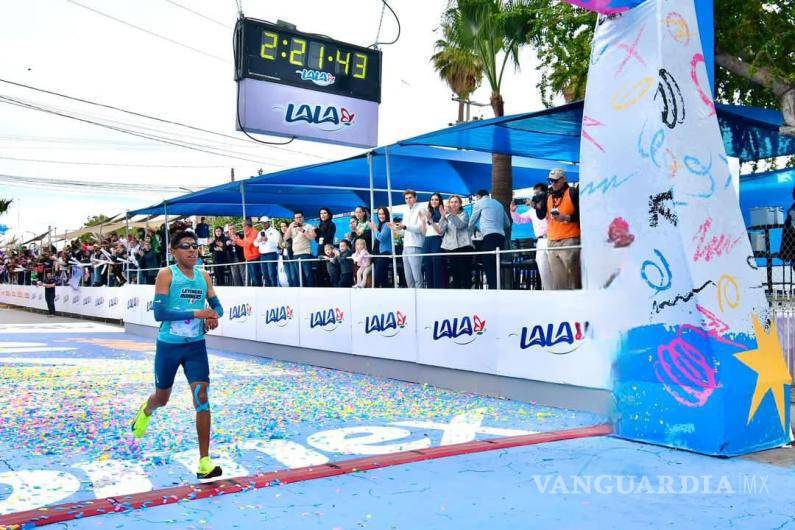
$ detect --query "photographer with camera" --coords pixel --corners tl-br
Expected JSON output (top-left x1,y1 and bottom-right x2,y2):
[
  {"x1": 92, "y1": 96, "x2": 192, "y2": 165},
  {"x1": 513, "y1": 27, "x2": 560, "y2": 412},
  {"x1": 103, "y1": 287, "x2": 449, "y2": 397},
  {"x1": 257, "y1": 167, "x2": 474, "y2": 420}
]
[
  {"x1": 510, "y1": 182, "x2": 552, "y2": 290},
  {"x1": 536, "y1": 169, "x2": 581, "y2": 290}
]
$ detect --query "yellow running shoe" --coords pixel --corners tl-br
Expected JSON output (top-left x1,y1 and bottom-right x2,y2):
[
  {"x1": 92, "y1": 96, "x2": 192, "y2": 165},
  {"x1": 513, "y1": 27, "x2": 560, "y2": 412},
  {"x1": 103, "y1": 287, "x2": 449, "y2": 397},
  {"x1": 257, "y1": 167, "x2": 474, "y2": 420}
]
[
  {"x1": 130, "y1": 402, "x2": 151, "y2": 439},
  {"x1": 197, "y1": 456, "x2": 222, "y2": 479}
]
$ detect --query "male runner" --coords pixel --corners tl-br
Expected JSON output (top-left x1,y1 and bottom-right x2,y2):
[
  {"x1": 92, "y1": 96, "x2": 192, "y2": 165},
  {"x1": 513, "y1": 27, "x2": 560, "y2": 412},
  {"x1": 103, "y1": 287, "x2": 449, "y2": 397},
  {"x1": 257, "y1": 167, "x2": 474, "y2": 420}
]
[{"x1": 131, "y1": 230, "x2": 225, "y2": 479}]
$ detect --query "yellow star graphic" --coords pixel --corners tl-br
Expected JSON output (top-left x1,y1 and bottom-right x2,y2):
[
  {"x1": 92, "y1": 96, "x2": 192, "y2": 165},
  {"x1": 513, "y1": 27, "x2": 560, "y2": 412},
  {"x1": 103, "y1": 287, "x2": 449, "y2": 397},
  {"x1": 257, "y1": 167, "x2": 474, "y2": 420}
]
[{"x1": 734, "y1": 315, "x2": 792, "y2": 432}]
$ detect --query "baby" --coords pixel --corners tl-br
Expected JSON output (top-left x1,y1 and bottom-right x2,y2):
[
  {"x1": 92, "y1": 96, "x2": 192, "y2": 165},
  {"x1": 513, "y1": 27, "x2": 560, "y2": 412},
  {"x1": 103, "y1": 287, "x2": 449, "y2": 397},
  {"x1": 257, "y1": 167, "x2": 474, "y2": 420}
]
[{"x1": 351, "y1": 238, "x2": 372, "y2": 288}]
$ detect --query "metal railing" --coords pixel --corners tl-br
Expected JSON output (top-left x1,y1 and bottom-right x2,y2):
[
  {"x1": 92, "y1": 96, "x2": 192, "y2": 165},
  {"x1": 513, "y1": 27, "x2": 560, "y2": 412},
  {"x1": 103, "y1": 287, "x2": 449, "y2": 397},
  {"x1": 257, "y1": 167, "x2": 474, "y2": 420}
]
[{"x1": 120, "y1": 244, "x2": 581, "y2": 290}]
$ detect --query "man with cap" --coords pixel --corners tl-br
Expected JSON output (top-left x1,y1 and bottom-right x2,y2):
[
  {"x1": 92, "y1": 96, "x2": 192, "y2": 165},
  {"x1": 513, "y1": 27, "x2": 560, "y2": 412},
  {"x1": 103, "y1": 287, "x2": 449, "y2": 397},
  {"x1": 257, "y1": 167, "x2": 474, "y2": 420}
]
[
  {"x1": 255, "y1": 216, "x2": 281, "y2": 287},
  {"x1": 537, "y1": 168, "x2": 581, "y2": 290}
]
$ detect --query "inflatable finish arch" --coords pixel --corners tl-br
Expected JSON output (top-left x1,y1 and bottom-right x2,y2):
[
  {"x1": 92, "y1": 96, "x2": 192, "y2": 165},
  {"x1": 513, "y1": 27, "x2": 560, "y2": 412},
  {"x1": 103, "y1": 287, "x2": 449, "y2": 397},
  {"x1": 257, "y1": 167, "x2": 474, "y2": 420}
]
[{"x1": 562, "y1": 0, "x2": 791, "y2": 455}]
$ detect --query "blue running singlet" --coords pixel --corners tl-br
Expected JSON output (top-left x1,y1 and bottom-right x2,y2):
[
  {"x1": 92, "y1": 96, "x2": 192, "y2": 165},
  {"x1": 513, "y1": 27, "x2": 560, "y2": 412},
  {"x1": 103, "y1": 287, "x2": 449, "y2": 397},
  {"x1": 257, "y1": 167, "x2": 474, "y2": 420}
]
[{"x1": 157, "y1": 265, "x2": 208, "y2": 344}]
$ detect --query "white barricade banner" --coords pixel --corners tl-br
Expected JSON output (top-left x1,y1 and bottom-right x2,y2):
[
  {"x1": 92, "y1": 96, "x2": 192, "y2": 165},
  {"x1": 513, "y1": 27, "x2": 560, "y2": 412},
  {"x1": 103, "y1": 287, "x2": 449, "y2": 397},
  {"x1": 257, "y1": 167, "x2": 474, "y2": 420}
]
[
  {"x1": 299, "y1": 288, "x2": 352, "y2": 354},
  {"x1": 54, "y1": 287, "x2": 69, "y2": 313},
  {"x1": 255, "y1": 287, "x2": 300, "y2": 347},
  {"x1": 140, "y1": 287, "x2": 158, "y2": 328},
  {"x1": 351, "y1": 289, "x2": 417, "y2": 362},
  {"x1": 215, "y1": 287, "x2": 255, "y2": 341},
  {"x1": 415, "y1": 290, "x2": 499, "y2": 374},
  {"x1": 123, "y1": 286, "x2": 145, "y2": 325},
  {"x1": 496, "y1": 290, "x2": 615, "y2": 390}
]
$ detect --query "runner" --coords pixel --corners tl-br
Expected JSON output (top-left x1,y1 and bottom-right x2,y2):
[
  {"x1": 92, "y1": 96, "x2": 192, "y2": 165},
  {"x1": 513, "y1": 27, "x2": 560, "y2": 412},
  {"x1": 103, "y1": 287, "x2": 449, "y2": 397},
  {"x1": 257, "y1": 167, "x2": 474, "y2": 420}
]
[{"x1": 130, "y1": 230, "x2": 225, "y2": 479}]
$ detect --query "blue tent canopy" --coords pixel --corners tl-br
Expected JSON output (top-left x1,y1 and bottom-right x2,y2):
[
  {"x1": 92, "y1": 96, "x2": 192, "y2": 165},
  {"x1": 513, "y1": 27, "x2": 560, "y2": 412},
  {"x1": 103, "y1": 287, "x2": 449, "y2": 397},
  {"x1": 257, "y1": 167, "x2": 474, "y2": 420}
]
[
  {"x1": 129, "y1": 144, "x2": 578, "y2": 216},
  {"x1": 400, "y1": 101, "x2": 795, "y2": 163}
]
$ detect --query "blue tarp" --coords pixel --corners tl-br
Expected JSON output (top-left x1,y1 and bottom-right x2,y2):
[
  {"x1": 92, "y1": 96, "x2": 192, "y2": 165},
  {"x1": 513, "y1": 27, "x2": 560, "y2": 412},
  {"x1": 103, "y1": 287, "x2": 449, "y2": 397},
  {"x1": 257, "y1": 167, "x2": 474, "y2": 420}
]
[
  {"x1": 401, "y1": 101, "x2": 795, "y2": 163},
  {"x1": 129, "y1": 144, "x2": 578, "y2": 216}
]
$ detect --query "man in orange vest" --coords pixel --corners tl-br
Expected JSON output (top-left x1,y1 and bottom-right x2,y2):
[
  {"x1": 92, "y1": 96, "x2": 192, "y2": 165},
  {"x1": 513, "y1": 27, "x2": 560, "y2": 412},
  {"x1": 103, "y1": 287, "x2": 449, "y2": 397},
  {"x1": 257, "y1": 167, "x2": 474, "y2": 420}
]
[{"x1": 539, "y1": 169, "x2": 581, "y2": 290}]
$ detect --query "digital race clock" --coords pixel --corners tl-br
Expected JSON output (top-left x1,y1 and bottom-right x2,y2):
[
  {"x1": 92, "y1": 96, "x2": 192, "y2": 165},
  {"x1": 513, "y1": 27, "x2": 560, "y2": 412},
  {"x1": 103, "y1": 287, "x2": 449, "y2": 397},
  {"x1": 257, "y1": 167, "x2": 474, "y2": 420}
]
[{"x1": 235, "y1": 18, "x2": 382, "y2": 103}]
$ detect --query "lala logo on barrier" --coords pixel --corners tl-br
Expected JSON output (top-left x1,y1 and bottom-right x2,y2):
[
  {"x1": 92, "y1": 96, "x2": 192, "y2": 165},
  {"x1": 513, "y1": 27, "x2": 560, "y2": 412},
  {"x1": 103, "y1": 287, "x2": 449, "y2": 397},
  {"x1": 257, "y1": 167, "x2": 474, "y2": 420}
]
[
  {"x1": 518, "y1": 321, "x2": 590, "y2": 355},
  {"x1": 277, "y1": 103, "x2": 355, "y2": 132},
  {"x1": 94, "y1": 297, "x2": 105, "y2": 307},
  {"x1": 71, "y1": 294, "x2": 80, "y2": 304},
  {"x1": 364, "y1": 310, "x2": 408, "y2": 337},
  {"x1": 127, "y1": 297, "x2": 139, "y2": 310},
  {"x1": 229, "y1": 303, "x2": 253, "y2": 323},
  {"x1": 309, "y1": 307, "x2": 345, "y2": 331},
  {"x1": 82, "y1": 296, "x2": 92, "y2": 306},
  {"x1": 108, "y1": 297, "x2": 119, "y2": 308},
  {"x1": 264, "y1": 305, "x2": 294, "y2": 327},
  {"x1": 145, "y1": 300, "x2": 154, "y2": 313},
  {"x1": 432, "y1": 315, "x2": 487, "y2": 345}
]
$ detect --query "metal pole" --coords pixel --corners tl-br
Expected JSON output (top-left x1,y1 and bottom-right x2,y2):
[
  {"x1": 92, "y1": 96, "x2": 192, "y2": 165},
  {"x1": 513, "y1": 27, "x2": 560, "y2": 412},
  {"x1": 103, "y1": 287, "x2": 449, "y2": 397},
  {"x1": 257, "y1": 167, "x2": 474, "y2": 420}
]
[
  {"x1": 367, "y1": 151, "x2": 376, "y2": 288},
  {"x1": 298, "y1": 259, "x2": 303, "y2": 288},
  {"x1": 240, "y1": 181, "x2": 248, "y2": 286},
  {"x1": 384, "y1": 146, "x2": 398, "y2": 288},
  {"x1": 164, "y1": 203, "x2": 170, "y2": 265},
  {"x1": 495, "y1": 247, "x2": 501, "y2": 290},
  {"x1": 124, "y1": 212, "x2": 130, "y2": 285}
]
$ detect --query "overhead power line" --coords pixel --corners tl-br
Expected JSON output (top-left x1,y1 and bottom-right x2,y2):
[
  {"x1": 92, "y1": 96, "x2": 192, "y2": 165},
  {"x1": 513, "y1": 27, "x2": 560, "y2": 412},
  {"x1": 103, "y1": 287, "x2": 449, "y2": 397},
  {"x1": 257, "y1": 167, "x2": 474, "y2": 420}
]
[
  {"x1": 0, "y1": 78, "x2": 329, "y2": 160},
  {"x1": 0, "y1": 173, "x2": 206, "y2": 194},
  {"x1": 0, "y1": 94, "x2": 287, "y2": 167},
  {"x1": 64, "y1": 0, "x2": 231, "y2": 64},
  {"x1": 162, "y1": 0, "x2": 233, "y2": 29},
  {"x1": 0, "y1": 155, "x2": 230, "y2": 169}
]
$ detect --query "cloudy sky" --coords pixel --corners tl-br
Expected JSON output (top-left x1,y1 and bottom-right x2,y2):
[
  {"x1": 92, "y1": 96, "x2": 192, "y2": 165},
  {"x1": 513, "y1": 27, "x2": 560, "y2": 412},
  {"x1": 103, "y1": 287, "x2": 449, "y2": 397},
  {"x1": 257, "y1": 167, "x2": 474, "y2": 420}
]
[{"x1": 0, "y1": 0, "x2": 556, "y2": 240}]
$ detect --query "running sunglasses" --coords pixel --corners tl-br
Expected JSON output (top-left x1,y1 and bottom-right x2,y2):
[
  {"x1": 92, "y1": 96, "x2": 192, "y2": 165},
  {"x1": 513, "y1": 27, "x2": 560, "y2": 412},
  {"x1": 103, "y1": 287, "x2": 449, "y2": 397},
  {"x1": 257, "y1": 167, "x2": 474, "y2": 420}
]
[{"x1": 176, "y1": 243, "x2": 199, "y2": 250}]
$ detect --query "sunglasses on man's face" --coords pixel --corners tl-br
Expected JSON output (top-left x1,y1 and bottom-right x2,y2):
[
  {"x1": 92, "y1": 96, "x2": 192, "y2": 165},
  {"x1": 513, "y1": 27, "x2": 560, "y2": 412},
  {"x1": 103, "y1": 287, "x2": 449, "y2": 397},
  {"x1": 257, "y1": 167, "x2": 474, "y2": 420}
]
[
  {"x1": 176, "y1": 243, "x2": 199, "y2": 250},
  {"x1": 548, "y1": 178, "x2": 561, "y2": 183}
]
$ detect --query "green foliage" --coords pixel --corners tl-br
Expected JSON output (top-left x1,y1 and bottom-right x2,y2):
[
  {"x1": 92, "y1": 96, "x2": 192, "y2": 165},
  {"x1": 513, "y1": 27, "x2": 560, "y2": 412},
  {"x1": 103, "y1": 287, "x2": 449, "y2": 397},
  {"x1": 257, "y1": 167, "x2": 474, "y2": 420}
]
[
  {"x1": 525, "y1": 0, "x2": 794, "y2": 109},
  {"x1": 432, "y1": 20, "x2": 485, "y2": 100},
  {"x1": 0, "y1": 198, "x2": 11, "y2": 215}
]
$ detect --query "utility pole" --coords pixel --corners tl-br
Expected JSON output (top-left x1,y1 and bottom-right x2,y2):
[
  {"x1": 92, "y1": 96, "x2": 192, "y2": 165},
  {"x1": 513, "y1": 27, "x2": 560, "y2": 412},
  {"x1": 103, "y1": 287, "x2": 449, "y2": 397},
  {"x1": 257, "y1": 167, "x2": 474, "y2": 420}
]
[{"x1": 230, "y1": 168, "x2": 235, "y2": 182}]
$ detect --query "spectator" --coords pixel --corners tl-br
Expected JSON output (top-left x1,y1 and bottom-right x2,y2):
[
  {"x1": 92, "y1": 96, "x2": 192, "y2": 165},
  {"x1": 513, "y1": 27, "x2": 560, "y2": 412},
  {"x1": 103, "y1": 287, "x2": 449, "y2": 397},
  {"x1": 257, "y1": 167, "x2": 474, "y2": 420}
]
[
  {"x1": 255, "y1": 216, "x2": 281, "y2": 287},
  {"x1": 279, "y1": 220, "x2": 297, "y2": 287},
  {"x1": 137, "y1": 240, "x2": 159, "y2": 285},
  {"x1": 42, "y1": 270, "x2": 56, "y2": 316},
  {"x1": 352, "y1": 238, "x2": 372, "y2": 288},
  {"x1": 225, "y1": 225, "x2": 245, "y2": 286},
  {"x1": 234, "y1": 219, "x2": 262, "y2": 287},
  {"x1": 321, "y1": 243, "x2": 341, "y2": 287},
  {"x1": 90, "y1": 244, "x2": 105, "y2": 286},
  {"x1": 369, "y1": 207, "x2": 393, "y2": 288},
  {"x1": 345, "y1": 215, "x2": 358, "y2": 243},
  {"x1": 353, "y1": 206, "x2": 373, "y2": 251},
  {"x1": 468, "y1": 189, "x2": 511, "y2": 289},
  {"x1": 195, "y1": 217, "x2": 210, "y2": 246},
  {"x1": 421, "y1": 193, "x2": 445, "y2": 288},
  {"x1": 391, "y1": 189, "x2": 425, "y2": 288},
  {"x1": 210, "y1": 227, "x2": 228, "y2": 286},
  {"x1": 315, "y1": 208, "x2": 337, "y2": 286},
  {"x1": 440, "y1": 194, "x2": 473, "y2": 289},
  {"x1": 285, "y1": 211, "x2": 316, "y2": 287},
  {"x1": 510, "y1": 183, "x2": 552, "y2": 290},
  {"x1": 537, "y1": 168, "x2": 581, "y2": 290},
  {"x1": 337, "y1": 239, "x2": 354, "y2": 287}
]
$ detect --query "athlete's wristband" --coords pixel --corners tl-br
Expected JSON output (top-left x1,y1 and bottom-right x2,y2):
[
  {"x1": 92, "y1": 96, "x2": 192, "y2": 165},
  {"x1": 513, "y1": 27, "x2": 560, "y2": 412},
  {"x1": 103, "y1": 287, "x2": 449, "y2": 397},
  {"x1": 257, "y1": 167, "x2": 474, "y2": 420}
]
[
  {"x1": 207, "y1": 295, "x2": 224, "y2": 317},
  {"x1": 152, "y1": 294, "x2": 194, "y2": 322}
]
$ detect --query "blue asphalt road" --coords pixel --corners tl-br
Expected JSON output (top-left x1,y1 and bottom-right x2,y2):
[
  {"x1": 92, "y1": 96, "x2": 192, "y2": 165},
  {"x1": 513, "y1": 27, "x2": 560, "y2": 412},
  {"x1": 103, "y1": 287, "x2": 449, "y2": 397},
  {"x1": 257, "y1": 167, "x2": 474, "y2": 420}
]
[
  {"x1": 61, "y1": 436, "x2": 795, "y2": 530},
  {"x1": 2, "y1": 324, "x2": 794, "y2": 530}
]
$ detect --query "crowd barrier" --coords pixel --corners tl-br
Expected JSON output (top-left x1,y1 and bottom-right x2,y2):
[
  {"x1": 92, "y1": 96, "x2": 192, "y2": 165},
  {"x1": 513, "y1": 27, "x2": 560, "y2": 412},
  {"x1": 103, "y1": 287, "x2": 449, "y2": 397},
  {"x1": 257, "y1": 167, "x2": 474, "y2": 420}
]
[{"x1": 0, "y1": 284, "x2": 616, "y2": 391}]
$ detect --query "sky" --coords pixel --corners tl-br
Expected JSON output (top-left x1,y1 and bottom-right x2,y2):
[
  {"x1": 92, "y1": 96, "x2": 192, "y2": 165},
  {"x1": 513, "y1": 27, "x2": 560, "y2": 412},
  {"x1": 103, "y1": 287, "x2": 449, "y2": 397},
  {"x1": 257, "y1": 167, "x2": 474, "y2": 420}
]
[{"x1": 0, "y1": 0, "x2": 556, "y2": 241}]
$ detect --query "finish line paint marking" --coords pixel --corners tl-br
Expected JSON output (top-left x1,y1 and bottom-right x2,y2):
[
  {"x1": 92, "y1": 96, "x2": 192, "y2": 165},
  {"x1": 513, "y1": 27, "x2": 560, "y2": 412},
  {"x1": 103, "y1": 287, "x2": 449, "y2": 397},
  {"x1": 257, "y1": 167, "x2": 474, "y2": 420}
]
[{"x1": 0, "y1": 424, "x2": 611, "y2": 529}]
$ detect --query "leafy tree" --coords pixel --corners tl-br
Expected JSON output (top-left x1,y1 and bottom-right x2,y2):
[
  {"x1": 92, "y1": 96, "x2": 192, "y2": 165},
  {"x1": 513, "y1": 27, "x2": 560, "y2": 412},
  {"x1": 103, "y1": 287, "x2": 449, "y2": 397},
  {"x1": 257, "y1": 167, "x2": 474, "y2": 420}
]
[
  {"x1": 432, "y1": 20, "x2": 485, "y2": 123},
  {"x1": 525, "y1": 0, "x2": 794, "y2": 137},
  {"x1": 440, "y1": 0, "x2": 534, "y2": 208},
  {"x1": 0, "y1": 199, "x2": 12, "y2": 216}
]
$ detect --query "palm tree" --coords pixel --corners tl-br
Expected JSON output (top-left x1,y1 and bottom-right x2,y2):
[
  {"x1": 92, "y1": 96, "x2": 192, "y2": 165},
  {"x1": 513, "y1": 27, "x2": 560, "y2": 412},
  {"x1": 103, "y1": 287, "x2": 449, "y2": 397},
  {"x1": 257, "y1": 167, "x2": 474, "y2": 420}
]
[
  {"x1": 441, "y1": 0, "x2": 532, "y2": 208},
  {"x1": 432, "y1": 22, "x2": 484, "y2": 124},
  {"x1": 0, "y1": 199, "x2": 11, "y2": 216}
]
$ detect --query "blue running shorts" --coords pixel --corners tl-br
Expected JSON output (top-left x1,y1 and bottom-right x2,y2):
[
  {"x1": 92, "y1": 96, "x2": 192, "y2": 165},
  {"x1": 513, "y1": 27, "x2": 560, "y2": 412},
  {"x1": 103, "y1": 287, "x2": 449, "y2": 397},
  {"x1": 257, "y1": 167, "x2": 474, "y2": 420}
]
[{"x1": 154, "y1": 340, "x2": 210, "y2": 389}]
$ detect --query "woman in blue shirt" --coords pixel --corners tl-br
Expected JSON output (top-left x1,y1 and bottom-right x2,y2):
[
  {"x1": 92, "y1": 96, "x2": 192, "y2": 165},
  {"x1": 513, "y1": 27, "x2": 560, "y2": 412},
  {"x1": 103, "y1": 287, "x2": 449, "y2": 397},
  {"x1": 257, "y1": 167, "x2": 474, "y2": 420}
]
[{"x1": 369, "y1": 207, "x2": 394, "y2": 288}]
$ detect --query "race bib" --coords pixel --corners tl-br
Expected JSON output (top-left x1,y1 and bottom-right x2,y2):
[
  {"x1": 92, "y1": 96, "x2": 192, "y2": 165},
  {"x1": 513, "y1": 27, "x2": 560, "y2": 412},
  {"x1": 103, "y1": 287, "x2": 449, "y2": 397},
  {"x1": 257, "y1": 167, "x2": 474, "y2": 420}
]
[{"x1": 170, "y1": 318, "x2": 203, "y2": 338}]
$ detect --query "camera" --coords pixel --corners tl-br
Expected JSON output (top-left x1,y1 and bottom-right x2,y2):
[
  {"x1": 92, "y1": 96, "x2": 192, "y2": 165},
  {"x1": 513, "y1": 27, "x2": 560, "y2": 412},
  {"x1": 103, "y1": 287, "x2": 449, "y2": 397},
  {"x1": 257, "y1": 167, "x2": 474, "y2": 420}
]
[
  {"x1": 260, "y1": 230, "x2": 266, "y2": 237},
  {"x1": 551, "y1": 208, "x2": 560, "y2": 216}
]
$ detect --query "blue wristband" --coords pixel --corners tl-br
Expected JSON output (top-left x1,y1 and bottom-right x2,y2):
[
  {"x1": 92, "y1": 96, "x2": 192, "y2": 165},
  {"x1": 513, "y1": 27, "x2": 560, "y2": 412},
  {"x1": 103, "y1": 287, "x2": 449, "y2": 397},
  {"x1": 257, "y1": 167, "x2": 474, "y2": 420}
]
[{"x1": 208, "y1": 295, "x2": 223, "y2": 317}]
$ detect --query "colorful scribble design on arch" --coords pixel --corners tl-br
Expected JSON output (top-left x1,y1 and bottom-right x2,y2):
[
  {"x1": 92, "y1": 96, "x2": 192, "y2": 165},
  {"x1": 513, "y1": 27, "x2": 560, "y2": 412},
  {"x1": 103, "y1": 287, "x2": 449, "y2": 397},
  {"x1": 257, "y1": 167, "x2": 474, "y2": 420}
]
[{"x1": 576, "y1": 0, "x2": 790, "y2": 455}]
